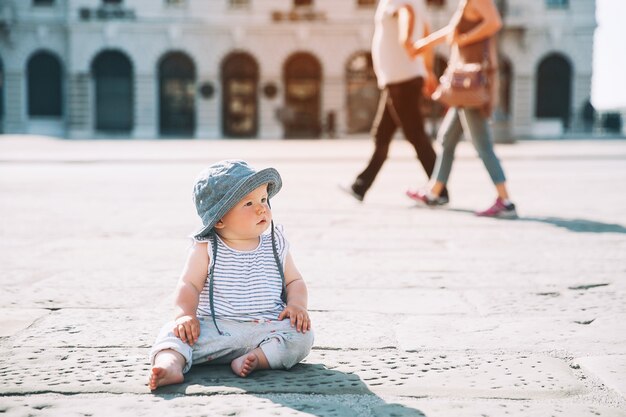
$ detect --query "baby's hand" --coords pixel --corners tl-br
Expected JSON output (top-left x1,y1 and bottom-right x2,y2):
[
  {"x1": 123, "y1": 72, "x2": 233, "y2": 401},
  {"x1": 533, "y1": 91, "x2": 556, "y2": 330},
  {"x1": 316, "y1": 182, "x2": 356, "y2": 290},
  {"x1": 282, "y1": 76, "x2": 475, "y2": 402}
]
[
  {"x1": 173, "y1": 315, "x2": 200, "y2": 346},
  {"x1": 278, "y1": 305, "x2": 311, "y2": 333}
]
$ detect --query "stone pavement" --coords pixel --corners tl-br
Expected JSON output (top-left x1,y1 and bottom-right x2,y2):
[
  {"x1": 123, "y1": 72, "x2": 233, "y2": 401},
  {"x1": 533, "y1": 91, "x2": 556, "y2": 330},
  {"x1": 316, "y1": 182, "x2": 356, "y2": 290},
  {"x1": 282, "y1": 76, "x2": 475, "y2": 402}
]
[{"x1": 0, "y1": 135, "x2": 625, "y2": 417}]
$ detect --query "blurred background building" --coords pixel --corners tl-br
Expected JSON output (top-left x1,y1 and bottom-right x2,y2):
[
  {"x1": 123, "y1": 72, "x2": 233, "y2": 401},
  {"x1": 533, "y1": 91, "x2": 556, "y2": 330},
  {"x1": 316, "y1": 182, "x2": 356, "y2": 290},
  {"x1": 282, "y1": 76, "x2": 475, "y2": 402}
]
[{"x1": 0, "y1": 0, "x2": 597, "y2": 139}]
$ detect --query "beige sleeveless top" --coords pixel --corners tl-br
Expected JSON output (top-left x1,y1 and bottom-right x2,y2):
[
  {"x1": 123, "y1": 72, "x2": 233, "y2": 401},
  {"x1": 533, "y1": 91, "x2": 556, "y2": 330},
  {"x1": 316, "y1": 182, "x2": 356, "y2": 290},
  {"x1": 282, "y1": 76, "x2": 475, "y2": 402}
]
[{"x1": 455, "y1": 15, "x2": 488, "y2": 65}]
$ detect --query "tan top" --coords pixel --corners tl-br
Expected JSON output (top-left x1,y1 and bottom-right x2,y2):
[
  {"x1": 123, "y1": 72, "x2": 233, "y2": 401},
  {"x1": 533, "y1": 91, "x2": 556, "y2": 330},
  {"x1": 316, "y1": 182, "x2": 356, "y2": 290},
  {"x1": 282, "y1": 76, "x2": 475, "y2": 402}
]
[
  {"x1": 455, "y1": 15, "x2": 488, "y2": 65},
  {"x1": 449, "y1": 11, "x2": 499, "y2": 115}
]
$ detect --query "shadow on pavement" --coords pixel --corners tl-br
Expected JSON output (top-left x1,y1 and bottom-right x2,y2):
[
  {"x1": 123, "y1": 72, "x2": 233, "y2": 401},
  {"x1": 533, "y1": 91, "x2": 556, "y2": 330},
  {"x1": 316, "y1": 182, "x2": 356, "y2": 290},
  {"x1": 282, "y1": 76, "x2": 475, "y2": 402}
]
[
  {"x1": 516, "y1": 216, "x2": 626, "y2": 234},
  {"x1": 153, "y1": 362, "x2": 427, "y2": 416},
  {"x1": 441, "y1": 207, "x2": 626, "y2": 234}
]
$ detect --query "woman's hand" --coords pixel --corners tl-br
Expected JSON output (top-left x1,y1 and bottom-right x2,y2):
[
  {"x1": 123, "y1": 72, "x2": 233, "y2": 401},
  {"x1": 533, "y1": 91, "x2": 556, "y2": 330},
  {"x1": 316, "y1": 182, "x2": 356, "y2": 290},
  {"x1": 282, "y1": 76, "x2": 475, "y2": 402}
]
[
  {"x1": 173, "y1": 315, "x2": 200, "y2": 346},
  {"x1": 278, "y1": 304, "x2": 311, "y2": 333}
]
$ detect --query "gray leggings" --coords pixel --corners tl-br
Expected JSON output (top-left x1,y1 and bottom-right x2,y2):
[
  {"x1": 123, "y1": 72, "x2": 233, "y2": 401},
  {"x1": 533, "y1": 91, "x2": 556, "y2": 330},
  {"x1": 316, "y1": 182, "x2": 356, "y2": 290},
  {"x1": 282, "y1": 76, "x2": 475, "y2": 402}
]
[
  {"x1": 433, "y1": 107, "x2": 506, "y2": 185},
  {"x1": 150, "y1": 318, "x2": 314, "y2": 373}
]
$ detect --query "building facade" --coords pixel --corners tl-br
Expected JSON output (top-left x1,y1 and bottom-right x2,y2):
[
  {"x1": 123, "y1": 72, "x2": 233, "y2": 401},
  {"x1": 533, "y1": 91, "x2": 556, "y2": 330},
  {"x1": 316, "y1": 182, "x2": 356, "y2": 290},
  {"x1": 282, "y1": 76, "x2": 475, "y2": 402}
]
[{"x1": 0, "y1": 0, "x2": 595, "y2": 139}]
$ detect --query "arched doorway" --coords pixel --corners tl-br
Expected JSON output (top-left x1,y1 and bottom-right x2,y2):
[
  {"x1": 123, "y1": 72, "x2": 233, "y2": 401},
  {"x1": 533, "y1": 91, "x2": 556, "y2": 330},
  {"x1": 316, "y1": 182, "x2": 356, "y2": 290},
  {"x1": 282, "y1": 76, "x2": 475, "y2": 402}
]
[
  {"x1": 92, "y1": 50, "x2": 133, "y2": 133},
  {"x1": 159, "y1": 51, "x2": 196, "y2": 136},
  {"x1": 221, "y1": 52, "x2": 259, "y2": 138},
  {"x1": 283, "y1": 52, "x2": 322, "y2": 139},
  {"x1": 346, "y1": 51, "x2": 379, "y2": 134},
  {"x1": 27, "y1": 51, "x2": 63, "y2": 117},
  {"x1": 536, "y1": 53, "x2": 572, "y2": 129}
]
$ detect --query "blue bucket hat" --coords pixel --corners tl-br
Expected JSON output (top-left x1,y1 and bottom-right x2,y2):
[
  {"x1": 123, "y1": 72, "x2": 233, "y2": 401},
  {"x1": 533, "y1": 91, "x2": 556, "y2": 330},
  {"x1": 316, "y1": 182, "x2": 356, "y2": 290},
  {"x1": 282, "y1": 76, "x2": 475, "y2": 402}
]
[{"x1": 192, "y1": 159, "x2": 282, "y2": 241}]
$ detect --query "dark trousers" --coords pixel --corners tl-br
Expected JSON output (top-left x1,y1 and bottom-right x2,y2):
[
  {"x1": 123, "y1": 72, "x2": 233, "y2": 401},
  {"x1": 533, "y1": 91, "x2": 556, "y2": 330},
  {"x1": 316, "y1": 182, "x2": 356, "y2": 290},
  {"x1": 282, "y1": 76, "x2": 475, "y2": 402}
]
[{"x1": 354, "y1": 76, "x2": 444, "y2": 197}]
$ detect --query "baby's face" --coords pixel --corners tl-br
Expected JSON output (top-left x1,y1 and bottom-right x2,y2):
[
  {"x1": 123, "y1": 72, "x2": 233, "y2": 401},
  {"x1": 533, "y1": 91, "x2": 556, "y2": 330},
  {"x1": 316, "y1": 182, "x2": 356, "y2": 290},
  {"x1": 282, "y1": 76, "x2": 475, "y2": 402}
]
[{"x1": 216, "y1": 184, "x2": 272, "y2": 239}]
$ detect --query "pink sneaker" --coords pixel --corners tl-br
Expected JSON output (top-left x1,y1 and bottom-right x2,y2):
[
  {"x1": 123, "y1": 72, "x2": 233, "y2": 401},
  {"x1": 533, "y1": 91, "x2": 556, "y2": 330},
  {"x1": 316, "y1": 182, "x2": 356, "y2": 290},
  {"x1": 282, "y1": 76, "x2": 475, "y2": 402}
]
[{"x1": 476, "y1": 198, "x2": 517, "y2": 219}]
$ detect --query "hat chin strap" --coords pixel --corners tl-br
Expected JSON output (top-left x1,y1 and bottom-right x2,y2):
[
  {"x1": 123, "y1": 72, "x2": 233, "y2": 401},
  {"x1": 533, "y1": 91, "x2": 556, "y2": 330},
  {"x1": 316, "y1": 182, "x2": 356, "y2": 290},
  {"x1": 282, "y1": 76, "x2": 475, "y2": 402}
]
[
  {"x1": 270, "y1": 219, "x2": 288, "y2": 303},
  {"x1": 207, "y1": 211, "x2": 286, "y2": 336},
  {"x1": 268, "y1": 199, "x2": 287, "y2": 303},
  {"x1": 208, "y1": 232, "x2": 221, "y2": 335}
]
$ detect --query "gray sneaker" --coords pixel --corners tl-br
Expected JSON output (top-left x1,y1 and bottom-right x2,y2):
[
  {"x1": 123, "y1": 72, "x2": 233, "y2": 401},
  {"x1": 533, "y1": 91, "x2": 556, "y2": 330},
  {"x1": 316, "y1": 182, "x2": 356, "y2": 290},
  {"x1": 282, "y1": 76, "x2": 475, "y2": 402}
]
[
  {"x1": 406, "y1": 189, "x2": 449, "y2": 206},
  {"x1": 339, "y1": 184, "x2": 364, "y2": 202}
]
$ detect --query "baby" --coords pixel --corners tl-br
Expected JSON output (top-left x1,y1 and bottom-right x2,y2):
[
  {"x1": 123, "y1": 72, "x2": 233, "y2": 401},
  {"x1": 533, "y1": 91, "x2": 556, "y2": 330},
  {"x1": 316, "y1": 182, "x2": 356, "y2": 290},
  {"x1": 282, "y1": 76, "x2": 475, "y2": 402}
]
[{"x1": 148, "y1": 160, "x2": 313, "y2": 390}]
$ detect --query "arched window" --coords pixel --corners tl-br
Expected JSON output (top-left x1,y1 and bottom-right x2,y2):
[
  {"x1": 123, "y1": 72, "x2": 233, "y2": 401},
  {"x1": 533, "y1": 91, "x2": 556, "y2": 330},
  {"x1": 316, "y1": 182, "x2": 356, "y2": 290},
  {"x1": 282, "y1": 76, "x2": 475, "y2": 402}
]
[
  {"x1": 283, "y1": 52, "x2": 322, "y2": 139},
  {"x1": 546, "y1": 0, "x2": 568, "y2": 8},
  {"x1": 221, "y1": 52, "x2": 259, "y2": 138},
  {"x1": 92, "y1": 50, "x2": 133, "y2": 132},
  {"x1": 346, "y1": 51, "x2": 379, "y2": 134},
  {"x1": 536, "y1": 53, "x2": 572, "y2": 128},
  {"x1": 27, "y1": 51, "x2": 63, "y2": 117},
  {"x1": 159, "y1": 51, "x2": 196, "y2": 136}
]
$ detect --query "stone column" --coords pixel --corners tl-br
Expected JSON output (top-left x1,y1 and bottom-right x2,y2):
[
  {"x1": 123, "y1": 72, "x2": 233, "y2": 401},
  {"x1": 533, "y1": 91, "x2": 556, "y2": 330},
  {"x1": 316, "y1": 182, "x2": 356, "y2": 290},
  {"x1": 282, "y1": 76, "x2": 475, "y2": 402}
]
[
  {"x1": 511, "y1": 74, "x2": 532, "y2": 138},
  {"x1": 4, "y1": 72, "x2": 25, "y2": 133},
  {"x1": 322, "y1": 76, "x2": 344, "y2": 138},
  {"x1": 572, "y1": 73, "x2": 592, "y2": 132},
  {"x1": 67, "y1": 72, "x2": 92, "y2": 139},
  {"x1": 133, "y1": 73, "x2": 157, "y2": 139},
  {"x1": 258, "y1": 78, "x2": 282, "y2": 139}
]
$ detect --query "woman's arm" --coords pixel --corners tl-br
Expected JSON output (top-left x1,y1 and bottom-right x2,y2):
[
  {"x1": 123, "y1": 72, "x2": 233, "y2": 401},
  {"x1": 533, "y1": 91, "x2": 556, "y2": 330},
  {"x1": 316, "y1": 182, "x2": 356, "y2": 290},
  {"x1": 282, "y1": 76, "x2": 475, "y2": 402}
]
[
  {"x1": 411, "y1": 0, "x2": 466, "y2": 55},
  {"x1": 454, "y1": 0, "x2": 502, "y2": 47},
  {"x1": 413, "y1": 25, "x2": 453, "y2": 53},
  {"x1": 401, "y1": 3, "x2": 449, "y2": 68}
]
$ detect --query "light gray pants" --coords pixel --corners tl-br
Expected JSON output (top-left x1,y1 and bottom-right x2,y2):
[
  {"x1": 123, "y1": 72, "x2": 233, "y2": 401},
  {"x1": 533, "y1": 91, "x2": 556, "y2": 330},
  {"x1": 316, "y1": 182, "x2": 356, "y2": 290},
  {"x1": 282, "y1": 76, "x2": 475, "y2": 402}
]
[
  {"x1": 433, "y1": 107, "x2": 506, "y2": 185},
  {"x1": 149, "y1": 317, "x2": 314, "y2": 373}
]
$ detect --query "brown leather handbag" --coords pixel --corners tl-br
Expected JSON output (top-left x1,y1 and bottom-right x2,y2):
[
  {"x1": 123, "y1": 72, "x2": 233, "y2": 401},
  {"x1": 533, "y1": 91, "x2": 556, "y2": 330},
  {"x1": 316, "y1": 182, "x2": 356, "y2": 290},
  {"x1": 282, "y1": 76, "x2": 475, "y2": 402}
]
[{"x1": 432, "y1": 40, "x2": 492, "y2": 109}]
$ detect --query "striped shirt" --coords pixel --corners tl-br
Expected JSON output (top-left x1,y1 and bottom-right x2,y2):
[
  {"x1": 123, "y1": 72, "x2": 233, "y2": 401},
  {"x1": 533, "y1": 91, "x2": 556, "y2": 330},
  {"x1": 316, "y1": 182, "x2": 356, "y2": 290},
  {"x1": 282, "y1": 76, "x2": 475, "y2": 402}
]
[{"x1": 197, "y1": 226, "x2": 288, "y2": 322}]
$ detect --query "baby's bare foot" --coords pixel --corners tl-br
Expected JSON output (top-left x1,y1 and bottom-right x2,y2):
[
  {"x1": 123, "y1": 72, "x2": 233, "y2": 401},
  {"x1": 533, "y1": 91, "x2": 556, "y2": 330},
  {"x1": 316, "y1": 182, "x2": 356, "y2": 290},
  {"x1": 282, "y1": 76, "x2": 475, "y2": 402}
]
[
  {"x1": 148, "y1": 351, "x2": 184, "y2": 390},
  {"x1": 148, "y1": 366, "x2": 184, "y2": 390},
  {"x1": 230, "y1": 352, "x2": 259, "y2": 377}
]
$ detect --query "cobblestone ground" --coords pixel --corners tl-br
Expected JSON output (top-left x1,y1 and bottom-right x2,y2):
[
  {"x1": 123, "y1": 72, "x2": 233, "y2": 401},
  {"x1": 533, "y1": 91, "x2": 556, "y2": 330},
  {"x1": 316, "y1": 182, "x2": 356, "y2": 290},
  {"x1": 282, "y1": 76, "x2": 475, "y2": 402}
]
[{"x1": 1, "y1": 136, "x2": 625, "y2": 416}]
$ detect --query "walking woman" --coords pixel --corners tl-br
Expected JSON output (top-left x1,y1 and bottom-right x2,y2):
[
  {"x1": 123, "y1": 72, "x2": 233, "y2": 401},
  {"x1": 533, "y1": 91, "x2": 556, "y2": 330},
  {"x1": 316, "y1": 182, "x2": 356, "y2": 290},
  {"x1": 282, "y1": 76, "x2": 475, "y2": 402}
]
[{"x1": 407, "y1": 0, "x2": 517, "y2": 218}]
